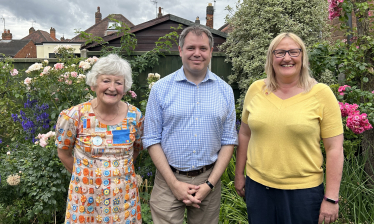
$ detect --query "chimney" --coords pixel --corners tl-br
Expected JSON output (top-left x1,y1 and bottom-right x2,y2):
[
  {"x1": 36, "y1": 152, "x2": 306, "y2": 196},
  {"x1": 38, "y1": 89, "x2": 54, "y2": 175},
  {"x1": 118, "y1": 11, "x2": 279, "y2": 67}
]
[
  {"x1": 50, "y1": 27, "x2": 56, "y2": 40},
  {"x1": 60, "y1": 36, "x2": 65, "y2": 41},
  {"x1": 2, "y1": 29, "x2": 12, "y2": 40},
  {"x1": 29, "y1": 27, "x2": 35, "y2": 34},
  {"x1": 195, "y1": 16, "x2": 200, "y2": 24},
  {"x1": 95, "y1": 7, "x2": 102, "y2": 24},
  {"x1": 158, "y1": 7, "x2": 162, "y2": 18},
  {"x1": 206, "y1": 3, "x2": 214, "y2": 29}
]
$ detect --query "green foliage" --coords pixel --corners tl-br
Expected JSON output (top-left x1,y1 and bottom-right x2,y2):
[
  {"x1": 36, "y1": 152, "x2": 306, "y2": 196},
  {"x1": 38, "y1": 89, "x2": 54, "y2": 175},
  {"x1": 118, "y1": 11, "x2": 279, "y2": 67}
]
[
  {"x1": 100, "y1": 17, "x2": 137, "y2": 57},
  {"x1": 220, "y1": 0, "x2": 329, "y2": 106},
  {"x1": 0, "y1": 21, "x2": 183, "y2": 223},
  {"x1": 0, "y1": 56, "x2": 26, "y2": 146},
  {"x1": 0, "y1": 141, "x2": 70, "y2": 223},
  {"x1": 219, "y1": 149, "x2": 248, "y2": 224},
  {"x1": 338, "y1": 153, "x2": 374, "y2": 223}
]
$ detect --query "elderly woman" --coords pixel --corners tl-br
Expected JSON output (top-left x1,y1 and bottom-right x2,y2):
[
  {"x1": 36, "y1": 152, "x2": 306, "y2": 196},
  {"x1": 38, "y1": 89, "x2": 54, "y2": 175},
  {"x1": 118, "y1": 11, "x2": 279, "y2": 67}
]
[
  {"x1": 56, "y1": 54, "x2": 143, "y2": 224},
  {"x1": 235, "y1": 33, "x2": 344, "y2": 224}
]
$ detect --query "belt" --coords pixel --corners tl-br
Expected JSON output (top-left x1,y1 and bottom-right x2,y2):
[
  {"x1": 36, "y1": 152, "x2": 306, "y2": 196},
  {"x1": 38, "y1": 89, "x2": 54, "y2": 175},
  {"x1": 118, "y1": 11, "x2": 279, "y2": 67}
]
[{"x1": 170, "y1": 162, "x2": 216, "y2": 177}]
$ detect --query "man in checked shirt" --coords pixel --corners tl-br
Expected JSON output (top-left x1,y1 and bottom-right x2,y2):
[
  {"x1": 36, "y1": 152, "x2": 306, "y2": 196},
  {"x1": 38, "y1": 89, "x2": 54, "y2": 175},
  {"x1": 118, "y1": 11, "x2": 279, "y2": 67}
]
[{"x1": 142, "y1": 25, "x2": 238, "y2": 224}]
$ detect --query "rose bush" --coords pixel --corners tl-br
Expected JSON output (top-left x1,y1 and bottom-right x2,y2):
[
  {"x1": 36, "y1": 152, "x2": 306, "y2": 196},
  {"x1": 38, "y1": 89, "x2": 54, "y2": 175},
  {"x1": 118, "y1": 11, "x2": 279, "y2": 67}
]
[{"x1": 0, "y1": 47, "x2": 140, "y2": 223}]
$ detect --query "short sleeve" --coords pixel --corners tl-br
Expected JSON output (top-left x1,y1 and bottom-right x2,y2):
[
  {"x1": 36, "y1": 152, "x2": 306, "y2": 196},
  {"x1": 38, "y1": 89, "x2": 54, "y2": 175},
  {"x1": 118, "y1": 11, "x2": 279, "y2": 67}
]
[
  {"x1": 55, "y1": 107, "x2": 79, "y2": 151},
  {"x1": 317, "y1": 85, "x2": 344, "y2": 138},
  {"x1": 242, "y1": 80, "x2": 264, "y2": 124},
  {"x1": 134, "y1": 108, "x2": 145, "y2": 152}
]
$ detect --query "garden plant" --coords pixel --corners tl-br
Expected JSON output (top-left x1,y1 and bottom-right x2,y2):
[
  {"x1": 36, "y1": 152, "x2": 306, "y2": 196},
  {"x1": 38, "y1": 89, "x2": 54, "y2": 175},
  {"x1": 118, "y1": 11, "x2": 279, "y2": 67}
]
[
  {"x1": 0, "y1": 22, "x2": 179, "y2": 223},
  {"x1": 1, "y1": 1, "x2": 374, "y2": 223}
]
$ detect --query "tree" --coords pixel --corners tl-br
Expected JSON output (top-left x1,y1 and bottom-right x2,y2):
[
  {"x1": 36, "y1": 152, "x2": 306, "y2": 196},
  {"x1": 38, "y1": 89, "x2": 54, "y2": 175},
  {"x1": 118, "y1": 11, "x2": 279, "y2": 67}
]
[{"x1": 220, "y1": 0, "x2": 329, "y2": 106}]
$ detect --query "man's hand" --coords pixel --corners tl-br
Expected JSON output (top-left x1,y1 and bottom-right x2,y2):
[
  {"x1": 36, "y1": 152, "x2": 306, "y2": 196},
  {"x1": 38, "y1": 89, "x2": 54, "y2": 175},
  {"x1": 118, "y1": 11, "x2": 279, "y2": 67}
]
[
  {"x1": 318, "y1": 200, "x2": 339, "y2": 224},
  {"x1": 184, "y1": 182, "x2": 212, "y2": 208},
  {"x1": 235, "y1": 173, "x2": 245, "y2": 197},
  {"x1": 170, "y1": 179, "x2": 201, "y2": 208}
]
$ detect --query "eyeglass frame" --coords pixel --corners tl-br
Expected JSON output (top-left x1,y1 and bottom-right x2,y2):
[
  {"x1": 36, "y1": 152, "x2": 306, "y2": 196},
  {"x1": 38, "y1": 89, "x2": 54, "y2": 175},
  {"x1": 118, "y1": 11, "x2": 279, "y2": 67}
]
[{"x1": 272, "y1": 48, "x2": 302, "y2": 58}]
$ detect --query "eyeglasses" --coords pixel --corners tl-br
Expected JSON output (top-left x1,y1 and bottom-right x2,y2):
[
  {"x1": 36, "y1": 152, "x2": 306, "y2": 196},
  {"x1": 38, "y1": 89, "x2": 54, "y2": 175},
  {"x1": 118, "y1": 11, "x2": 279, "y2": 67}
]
[{"x1": 273, "y1": 49, "x2": 302, "y2": 58}]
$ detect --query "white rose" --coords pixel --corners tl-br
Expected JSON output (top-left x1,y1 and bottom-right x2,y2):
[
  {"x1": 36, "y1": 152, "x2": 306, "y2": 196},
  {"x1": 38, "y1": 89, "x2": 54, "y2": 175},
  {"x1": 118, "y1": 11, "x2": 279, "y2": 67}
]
[{"x1": 149, "y1": 82, "x2": 155, "y2": 89}]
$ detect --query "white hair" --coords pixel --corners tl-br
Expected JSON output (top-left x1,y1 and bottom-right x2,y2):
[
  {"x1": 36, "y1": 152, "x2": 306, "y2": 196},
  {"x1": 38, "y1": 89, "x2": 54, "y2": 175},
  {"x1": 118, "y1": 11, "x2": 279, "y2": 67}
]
[{"x1": 86, "y1": 54, "x2": 132, "y2": 92}]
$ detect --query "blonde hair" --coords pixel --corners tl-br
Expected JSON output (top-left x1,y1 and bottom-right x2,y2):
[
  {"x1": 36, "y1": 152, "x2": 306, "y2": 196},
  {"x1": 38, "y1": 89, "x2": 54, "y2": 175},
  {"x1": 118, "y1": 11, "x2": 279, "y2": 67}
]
[{"x1": 264, "y1": 32, "x2": 316, "y2": 92}]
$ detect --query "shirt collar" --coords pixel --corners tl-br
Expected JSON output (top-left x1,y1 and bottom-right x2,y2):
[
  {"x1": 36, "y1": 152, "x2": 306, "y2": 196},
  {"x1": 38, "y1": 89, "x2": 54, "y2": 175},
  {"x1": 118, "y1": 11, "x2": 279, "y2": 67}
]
[{"x1": 175, "y1": 66, "x2": 217, "y2": 82}]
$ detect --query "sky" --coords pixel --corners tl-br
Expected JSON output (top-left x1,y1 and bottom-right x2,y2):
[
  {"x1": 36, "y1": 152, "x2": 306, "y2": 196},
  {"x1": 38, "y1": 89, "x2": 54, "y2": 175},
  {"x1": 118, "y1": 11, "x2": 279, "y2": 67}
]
[{"x1": 0, "y1": 0, "x2": 238, "y2": 40}]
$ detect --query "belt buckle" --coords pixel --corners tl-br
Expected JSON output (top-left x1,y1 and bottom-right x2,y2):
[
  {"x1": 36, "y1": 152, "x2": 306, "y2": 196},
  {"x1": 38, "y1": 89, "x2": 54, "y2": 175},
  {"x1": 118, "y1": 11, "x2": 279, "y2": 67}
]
[{"x1": 186, "y1": 171, "x2": 190, "y2": 177}]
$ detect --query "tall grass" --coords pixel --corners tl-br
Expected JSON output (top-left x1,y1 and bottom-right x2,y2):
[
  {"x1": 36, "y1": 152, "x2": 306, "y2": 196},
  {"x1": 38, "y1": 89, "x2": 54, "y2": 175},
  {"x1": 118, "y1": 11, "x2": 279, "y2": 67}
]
[
  {"x1": 219, "y1": 151, "x2": 248, "y2": 224},
  {"x1": 338, "y1": 152, "x2": 374, "y2": 224},
  {"x1": 219, "y1": 150, "x2": 374, "y2": 224}
]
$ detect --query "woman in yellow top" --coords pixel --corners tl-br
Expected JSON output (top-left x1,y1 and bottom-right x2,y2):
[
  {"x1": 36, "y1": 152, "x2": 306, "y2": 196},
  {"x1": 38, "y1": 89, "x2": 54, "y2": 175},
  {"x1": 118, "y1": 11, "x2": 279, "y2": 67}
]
[
  {"x1": 56, "y1": 54, "x2": 144, "y2": 224},
  {"x1": 235, "y1": 33, "x2": 344, "y2": 224}
]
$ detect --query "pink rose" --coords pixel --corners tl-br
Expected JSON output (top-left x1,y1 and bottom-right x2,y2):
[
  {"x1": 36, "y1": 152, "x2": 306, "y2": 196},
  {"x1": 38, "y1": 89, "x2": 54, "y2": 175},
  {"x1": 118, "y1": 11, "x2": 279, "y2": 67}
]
[
  {"x1": 128, "y1": 90, "x2": 137, "y2": 98},
  {"x1": 10, "y1": 69, "x2": 18, "y2": 76},
  {"x1": 39, "y1": 139, "x2": 47, "y2": 147},
  {"x1": 24, "y1": 77, "x2": 32, "y2": 86},
  {"x1": 71, "y1": 72, "x2": 78, "y2": 77},
  {"x1": 338, "y1": 85, "x2": 351, "y2": 95},
  {"x1": 54, "y1": 63, "x2": 64, "y2": 70}
]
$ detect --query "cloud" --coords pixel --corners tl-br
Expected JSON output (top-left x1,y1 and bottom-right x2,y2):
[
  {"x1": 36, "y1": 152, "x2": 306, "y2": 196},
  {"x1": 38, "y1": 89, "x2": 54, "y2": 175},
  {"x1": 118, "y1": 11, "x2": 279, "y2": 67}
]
[{"x1": 0, "y1": 0, "x2": 235, "y2": 40}]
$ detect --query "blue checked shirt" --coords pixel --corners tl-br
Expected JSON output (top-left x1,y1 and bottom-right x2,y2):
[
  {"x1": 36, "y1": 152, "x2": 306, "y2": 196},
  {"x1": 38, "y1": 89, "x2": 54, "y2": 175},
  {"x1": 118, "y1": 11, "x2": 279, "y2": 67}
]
[{"x1": 142, "y1": 66, "x2": 238, "y2": 171}]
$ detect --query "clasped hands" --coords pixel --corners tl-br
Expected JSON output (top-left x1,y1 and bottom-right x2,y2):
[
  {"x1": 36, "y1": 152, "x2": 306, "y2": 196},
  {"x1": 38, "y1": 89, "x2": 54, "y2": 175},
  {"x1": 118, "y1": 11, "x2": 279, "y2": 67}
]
[{"x1": 171, "y1": 180, "x2": 212, "y2": 208}]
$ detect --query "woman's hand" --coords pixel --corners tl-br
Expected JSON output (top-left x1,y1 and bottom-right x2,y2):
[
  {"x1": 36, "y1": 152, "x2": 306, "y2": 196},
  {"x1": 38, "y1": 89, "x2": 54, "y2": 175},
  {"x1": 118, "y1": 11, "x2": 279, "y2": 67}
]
[
  {"x1": 318, "y1": 200, "x2": 339, "y2": 224},
  {"x1": 235, "y1": 122, "x2": 251, "y2": 197},
  {"x1": 235, "y1": 173, "x2": 246, "y2": 197}
]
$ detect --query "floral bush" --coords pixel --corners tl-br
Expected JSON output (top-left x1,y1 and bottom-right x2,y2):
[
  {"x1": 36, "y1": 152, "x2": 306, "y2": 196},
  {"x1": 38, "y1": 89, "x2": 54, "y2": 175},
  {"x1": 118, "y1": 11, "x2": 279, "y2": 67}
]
[{"x1": 0, "y1": 47, "x2": 139, "y2": 223}]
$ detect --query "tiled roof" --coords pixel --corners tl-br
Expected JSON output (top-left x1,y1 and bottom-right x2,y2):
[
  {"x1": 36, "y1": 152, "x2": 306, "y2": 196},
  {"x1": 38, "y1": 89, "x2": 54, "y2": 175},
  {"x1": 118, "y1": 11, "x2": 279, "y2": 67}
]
[
  {"x1": 81, "y1": 14, "x2": 227, "y2": 49},
  {"x1": 22, "y1": 30, "x2": 59, "y2": 43},
  {"x1": 70, "y1": 14, "x2": 134, "y2": 42},
  {"x1": 0, "y1": 39, "x2": 33, "y2": 57},
  {"x1": 218, "y1": 23, "x2": 233, "y2": 34}
]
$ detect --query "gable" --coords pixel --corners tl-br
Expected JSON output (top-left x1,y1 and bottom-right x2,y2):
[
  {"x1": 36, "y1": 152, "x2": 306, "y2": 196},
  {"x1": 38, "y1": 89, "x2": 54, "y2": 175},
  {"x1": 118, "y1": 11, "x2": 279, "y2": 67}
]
[
  {"x1": 70, "y1": 14, "x2": 134, "y2": 42},
  {"x1": 83, "y1": 14, "x2": 227, "y2": 52},
  {"x1": 0, "y1": 40, "x2": 34, "y2": 57},
  {"x1": 22, "y1": 30, "x2": 58, "y2": 43}
]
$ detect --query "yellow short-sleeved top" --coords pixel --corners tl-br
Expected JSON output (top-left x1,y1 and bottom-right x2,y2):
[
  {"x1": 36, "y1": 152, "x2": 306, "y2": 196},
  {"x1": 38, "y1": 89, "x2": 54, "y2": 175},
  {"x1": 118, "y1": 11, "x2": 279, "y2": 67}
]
[{"x1": 242, "y1": 80, "x2": 343, "y2": 189}]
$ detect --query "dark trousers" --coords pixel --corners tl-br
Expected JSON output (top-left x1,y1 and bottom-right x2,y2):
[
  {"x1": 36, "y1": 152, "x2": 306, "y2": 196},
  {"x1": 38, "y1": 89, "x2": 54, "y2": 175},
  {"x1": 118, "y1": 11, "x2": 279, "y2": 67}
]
[{"x1": 245, "y1": 176, "x2": 324, "y2": 224}]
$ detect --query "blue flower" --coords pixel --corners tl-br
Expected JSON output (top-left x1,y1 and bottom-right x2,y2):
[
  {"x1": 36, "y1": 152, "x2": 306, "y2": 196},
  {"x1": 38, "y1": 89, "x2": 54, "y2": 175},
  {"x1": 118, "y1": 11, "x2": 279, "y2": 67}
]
[{"x1": 11, "y1": 114, "x2": 19, "y2": 122}]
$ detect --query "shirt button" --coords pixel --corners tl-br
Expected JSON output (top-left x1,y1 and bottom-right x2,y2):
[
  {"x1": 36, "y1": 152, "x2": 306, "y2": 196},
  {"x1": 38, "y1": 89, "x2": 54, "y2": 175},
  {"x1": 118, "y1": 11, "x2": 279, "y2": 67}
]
[
  {"x1": 195, "y1": 118, "x2": 198, "y2": 120},
  {"x1": 197, "y1": 102, "x2": 199, "y2": 104},
  {"x1": 193, "y1": 150, "x2": 196, "y2": 153},
  {"x1": 192, "y1": 166, "x2": 195, "y2": 168}
]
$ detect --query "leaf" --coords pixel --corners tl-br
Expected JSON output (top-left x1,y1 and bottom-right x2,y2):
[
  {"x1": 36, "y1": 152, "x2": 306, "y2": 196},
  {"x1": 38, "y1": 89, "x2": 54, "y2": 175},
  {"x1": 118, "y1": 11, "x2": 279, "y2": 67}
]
[{"x1": 363, "y1": 77, "x2": 369, "y2": 82}]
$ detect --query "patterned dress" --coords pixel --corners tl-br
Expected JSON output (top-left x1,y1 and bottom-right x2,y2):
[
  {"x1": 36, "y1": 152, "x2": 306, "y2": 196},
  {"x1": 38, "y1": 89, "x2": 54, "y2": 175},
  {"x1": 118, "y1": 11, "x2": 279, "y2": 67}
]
[{"x1": 55, "y1": 101, "x2": 144, "y2": 224}]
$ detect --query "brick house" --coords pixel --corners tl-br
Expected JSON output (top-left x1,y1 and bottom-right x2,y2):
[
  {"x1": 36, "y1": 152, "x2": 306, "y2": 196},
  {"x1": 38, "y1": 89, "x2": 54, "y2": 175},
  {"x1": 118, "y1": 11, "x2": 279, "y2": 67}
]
[
  {"x1": 81, "y1": 4, "x2": 227, "y2": 52},
  {"x1": 70, "y1": 6, "x2": 134, "y2": 42},
  {"x1": 0, "y1": 29, "x2": 37, "y2": 58}
]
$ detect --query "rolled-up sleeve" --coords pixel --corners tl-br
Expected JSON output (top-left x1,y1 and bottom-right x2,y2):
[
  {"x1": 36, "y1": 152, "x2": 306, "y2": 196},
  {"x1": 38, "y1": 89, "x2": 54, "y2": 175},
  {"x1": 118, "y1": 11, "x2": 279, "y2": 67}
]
[{"x1": 142, "y1": 84, "x2": 163, "y2": 149}]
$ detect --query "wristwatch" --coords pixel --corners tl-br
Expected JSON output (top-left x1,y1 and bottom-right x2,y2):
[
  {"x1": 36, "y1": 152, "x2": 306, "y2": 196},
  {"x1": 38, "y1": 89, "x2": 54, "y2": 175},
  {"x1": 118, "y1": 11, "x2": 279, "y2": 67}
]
[
  {"x1": 324, "y1": 195, "x2": 339, "y2": 204},
  {"x1": 206, "y1": 180, "x2": 214, "y2": 191}
]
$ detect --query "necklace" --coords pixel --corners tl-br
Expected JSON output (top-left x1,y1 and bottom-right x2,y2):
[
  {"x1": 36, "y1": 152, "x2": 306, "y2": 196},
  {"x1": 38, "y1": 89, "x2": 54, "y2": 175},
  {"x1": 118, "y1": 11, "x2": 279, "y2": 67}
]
[{"x1": 92, "y1": 99, "x2": 120, "y2": 122}]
